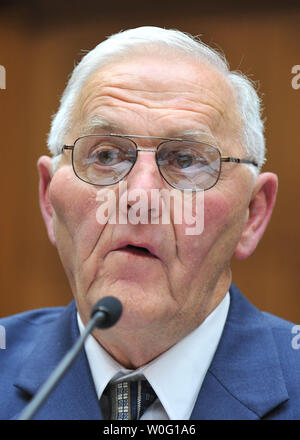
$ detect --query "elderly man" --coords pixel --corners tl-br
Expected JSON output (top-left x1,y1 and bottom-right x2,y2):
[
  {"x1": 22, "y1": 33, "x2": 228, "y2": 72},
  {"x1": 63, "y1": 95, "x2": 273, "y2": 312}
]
[{"x1": 0, "y1": 26, "x2": 299, "y2": 420}]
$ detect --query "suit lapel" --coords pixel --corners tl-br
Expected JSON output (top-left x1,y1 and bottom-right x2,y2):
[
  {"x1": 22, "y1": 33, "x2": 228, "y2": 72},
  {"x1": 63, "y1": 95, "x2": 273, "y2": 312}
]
[
  {"x1": 191, "y1": 284, "x2": 290, "y2": 419},
  {"x1": 12, "y1": 301, "x2": 103, "y2": 420}
]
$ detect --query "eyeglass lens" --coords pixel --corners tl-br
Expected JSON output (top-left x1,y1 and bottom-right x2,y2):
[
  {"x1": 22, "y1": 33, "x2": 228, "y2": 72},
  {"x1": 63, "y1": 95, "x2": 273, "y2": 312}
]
[{"x1": 72, "y1": 135, "x2": 221, "y2": 190}]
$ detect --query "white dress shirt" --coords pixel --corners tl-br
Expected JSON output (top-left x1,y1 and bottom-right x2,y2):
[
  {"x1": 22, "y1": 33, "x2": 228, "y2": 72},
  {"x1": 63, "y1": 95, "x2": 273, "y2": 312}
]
[{"x1": 77, "y1": 292, "x2": 230, "y2": 420}]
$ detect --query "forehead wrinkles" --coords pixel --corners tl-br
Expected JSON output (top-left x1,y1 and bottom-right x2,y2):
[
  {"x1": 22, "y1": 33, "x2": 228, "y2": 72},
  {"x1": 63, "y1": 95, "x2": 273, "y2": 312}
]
[{"x1": 72, "y1": 58, "x2": 240, "y2": 141}]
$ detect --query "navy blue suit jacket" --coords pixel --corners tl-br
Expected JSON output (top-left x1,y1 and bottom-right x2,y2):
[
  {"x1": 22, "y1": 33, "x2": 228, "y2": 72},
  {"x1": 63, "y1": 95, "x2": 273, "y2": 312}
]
[{"x1": 0, "y1": 284, "x2": 300, "y2": 420}]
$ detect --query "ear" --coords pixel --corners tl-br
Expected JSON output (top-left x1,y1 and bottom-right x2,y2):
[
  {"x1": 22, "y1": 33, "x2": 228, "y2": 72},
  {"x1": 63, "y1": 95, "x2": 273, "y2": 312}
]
[
  {"x1": 234, "y1": 172, "x2": 278, "y2": 260},
  {"x1": 37, "y1": 156, "x2": 56, "y2": 246}
]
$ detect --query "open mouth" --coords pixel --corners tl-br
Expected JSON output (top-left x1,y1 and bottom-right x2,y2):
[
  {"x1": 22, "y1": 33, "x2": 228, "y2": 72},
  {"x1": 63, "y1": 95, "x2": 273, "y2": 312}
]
[{"x1": 118, "y1": 244, "x2": 157, "y2": 258}]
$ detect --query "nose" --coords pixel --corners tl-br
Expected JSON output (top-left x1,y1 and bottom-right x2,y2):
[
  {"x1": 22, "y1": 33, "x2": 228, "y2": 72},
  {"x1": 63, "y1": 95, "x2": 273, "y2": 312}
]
[
  {"x1": 126, "y1": 149, "x2": 165, "y2": 196},
  {"x1": 122, "y1": 150, "x2": 166, "y2": 220}
]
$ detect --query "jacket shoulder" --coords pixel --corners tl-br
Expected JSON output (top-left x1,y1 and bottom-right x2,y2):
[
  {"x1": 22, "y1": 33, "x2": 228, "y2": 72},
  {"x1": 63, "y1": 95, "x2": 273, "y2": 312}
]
[
  {"x1": 0, "y1": 306, "x2": 66, "y2": 327},
  {"x1": 262, "y1": 310, "x2": 297, "y2": 329},
  {"x1": 262, "y1": 311, "x2": 300, "y2": 355},
  {"x1": 0, "y1": 306, "x2": 67, "y2": 369},
  {"x1": 0, "y1": 304, "x2": 76, "y2": 420},
  {"x1": 262, "y1": 310, "x2": 300, "y2": 350},
  {"x1": 262, "y1": 310, "x2": 300, "y2": 418}
]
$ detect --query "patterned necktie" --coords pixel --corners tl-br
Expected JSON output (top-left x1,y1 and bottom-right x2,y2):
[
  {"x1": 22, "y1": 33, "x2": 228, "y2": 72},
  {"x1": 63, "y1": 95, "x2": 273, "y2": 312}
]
[{"x1": 105, "y1": 379, "x2": 157, "y2": 420}]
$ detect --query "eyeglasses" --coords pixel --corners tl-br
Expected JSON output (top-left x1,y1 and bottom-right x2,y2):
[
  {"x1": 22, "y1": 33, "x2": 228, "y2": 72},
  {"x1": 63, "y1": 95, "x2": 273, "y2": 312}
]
[{"x1": 61, "y1": 134, "x2": 258, "y2": 191}]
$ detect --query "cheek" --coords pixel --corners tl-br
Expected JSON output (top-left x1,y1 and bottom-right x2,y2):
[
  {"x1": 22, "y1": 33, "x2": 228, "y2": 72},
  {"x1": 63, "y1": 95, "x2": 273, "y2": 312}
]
[
  {"x1": 200, "y1": 190, "x2": 249, "y2": 263},
  {"x1": 175, "y1": 191, "x2": 234, "y2": 265},
  {"x1": 49, "y1": 167, "x2": 103, "y2": 257},
  {"x1": 203, "y1": 192, "x2": 232, "y2": 236}
]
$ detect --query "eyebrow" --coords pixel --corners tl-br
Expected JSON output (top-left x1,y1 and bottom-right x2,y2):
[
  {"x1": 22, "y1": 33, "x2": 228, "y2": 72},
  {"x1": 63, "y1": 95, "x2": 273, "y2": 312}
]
[
  {"x1": 80, "y1": 116, "x2": 218, "y2": 146},
  {"x1": 169, "y1": 129, "x2": 218, "y2": 146},
  {"x1": 80, "y1": 115, "x2": 121, "y2": 135}
]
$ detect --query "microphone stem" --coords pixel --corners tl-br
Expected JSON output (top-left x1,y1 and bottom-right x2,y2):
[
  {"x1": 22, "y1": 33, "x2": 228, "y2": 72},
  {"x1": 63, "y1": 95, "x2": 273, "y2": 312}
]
[{"x1": 18, "y1": 311, "x2": 105, "y2": 420}]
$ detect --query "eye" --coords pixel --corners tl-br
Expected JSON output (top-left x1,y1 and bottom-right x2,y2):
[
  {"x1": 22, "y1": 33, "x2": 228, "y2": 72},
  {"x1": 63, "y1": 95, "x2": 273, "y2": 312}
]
[
  {"x1": 159, "y1": 149, "x2": 199, "y2": 169},
  {"x1": 95, "y1": 149, "x2": 119, "y2": 165},
  {"x1": 175, "y1": 152, "x2": 194, "y2": 169},
  {"x1": 86, "y1": 145, "x2": 132, "y2": 167}
]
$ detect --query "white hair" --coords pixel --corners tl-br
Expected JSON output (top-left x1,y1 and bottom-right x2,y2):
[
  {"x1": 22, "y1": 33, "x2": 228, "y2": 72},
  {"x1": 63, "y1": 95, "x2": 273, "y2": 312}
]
[{"x1": 48, "y1": 26, "x2": 266, "y2": 174}]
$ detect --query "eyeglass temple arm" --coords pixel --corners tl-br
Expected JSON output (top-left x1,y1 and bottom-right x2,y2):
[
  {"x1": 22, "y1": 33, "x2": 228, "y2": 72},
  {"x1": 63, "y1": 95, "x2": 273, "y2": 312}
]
[
  {"x1": 60, "y1": 145, "x2": 74, "y2": 154},
  {"x1": 221, "y1": 156, "x2": 258, "y2": 167}
]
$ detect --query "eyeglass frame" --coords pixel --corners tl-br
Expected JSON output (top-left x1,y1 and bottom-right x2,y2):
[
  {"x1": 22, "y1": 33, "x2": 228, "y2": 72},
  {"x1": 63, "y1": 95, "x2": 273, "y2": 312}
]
[{"x1": 61, "y1": 133, "x2": 258, "y2": 191}]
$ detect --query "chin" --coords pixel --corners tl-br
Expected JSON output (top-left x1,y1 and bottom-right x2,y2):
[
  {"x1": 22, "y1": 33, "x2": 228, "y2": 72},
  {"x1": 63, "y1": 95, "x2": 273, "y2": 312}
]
[{"x1": 80, "y1": 277, "x2": 174, "y2": 327}]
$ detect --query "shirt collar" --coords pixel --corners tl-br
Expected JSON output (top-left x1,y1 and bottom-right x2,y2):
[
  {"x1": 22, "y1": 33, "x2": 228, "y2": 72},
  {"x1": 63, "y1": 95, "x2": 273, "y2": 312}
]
[{"x1": 77, "y1": 292, "x2": 230, "y2": 420}]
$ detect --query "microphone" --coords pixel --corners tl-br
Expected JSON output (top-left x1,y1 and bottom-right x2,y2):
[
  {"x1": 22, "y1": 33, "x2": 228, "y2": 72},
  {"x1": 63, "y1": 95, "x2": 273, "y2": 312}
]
[{"x1": 18, "y1": 296, "x2": 122, "y2": 420}]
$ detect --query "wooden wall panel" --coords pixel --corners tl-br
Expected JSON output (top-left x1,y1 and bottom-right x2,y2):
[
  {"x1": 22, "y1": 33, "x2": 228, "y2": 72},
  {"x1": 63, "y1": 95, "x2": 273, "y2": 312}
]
[{"x1": 0, "y1": 4, "x2": 299, "y2": 321}]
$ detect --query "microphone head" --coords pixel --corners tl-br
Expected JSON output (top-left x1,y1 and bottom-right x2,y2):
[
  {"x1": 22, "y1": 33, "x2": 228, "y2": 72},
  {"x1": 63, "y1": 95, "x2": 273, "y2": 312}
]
[{"x1": 91, "y1": 296, "x2": 123, "y2": 329}]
